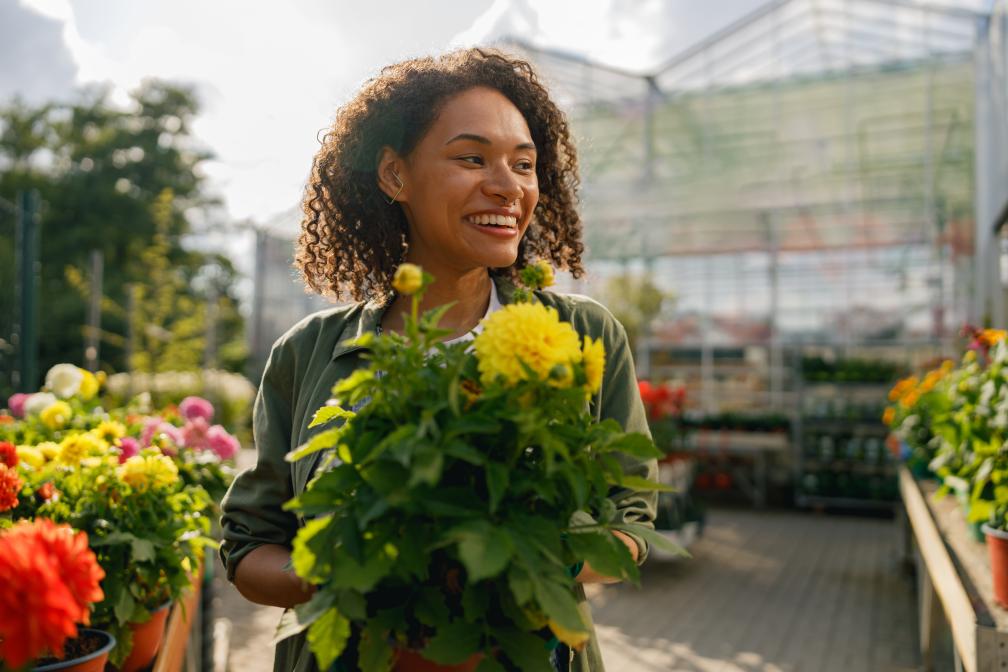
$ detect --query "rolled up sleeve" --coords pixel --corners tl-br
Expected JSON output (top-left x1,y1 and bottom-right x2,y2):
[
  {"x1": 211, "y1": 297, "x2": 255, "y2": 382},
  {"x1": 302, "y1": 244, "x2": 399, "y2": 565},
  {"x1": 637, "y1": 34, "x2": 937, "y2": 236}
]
[{"x1": 219, "y1": 344, "x2": 299, "y2": 582}]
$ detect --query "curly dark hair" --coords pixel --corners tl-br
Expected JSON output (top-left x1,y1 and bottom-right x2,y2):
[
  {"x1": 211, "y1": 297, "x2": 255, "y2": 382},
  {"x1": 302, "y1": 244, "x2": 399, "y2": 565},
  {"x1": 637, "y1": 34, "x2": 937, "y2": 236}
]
[{"x1": 295, "y1": 47, "x2": 583, "y2": 302}]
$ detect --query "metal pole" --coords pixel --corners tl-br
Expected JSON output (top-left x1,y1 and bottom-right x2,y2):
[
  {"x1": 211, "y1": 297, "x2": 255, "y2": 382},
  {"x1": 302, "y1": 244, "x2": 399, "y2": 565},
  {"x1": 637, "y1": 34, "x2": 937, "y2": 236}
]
[
  {"x1": 766, "y1": 213, "x2": 782, "y2": 409},
  {"x1": 85, "y1": 249, "x2": 103, "y2": 371},
  {"x1": 204, "y1": 284, "x2": 218, "y2": 370},
  {"x1": 15, "y1": 189, "x2": 40, "y2": 392}
]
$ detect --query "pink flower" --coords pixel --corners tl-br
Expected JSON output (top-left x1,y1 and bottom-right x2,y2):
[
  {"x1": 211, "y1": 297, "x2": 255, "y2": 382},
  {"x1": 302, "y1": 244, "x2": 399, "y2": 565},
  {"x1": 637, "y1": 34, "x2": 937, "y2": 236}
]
[
  {"x1": 117, "y1": 437, "x2": 140, "y2": 464},
  {"x1": 181, "y1": 417, "x2": 210, "y2": 450},
  {"x1": 178, "y1": 396, "x2": 214, "y2": 423},
  {"x1": 7, "y1": 394, "x2": 28, "y2": 419},
  {"x1": 206, "y1": 425, "x2": 239, "y2": 460},
  {"x1": 140, "y1": 418, "x2": 182, "y2": 455}
]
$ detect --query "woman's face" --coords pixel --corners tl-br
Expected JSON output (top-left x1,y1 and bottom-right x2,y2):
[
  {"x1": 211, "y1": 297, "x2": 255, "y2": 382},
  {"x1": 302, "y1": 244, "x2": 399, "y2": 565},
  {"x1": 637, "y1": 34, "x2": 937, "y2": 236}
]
[{"x1": 389, "y1": 86, "x2": 540, "y2": 275}]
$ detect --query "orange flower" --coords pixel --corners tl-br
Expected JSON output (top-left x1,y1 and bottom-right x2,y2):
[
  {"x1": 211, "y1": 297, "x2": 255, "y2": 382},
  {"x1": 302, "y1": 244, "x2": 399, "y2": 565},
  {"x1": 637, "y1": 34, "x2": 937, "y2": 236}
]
[
  {"x1": 888, "y1": 376, "x2": 918, "y2": 402},
  {"x1": 0, "y1": 463, "x2": 22, "y2": 512},
  {"x1": 979, "y1": 329, "x2": 1007, "y2": 347},
  {"x1": 0, "y1": 441, "x2": 16, "y2": 468},
  {"x1": 0, "y1": 520, "x2": 105, "y2": 668},
  {"x1": 882, "y1": 407, "x2": 896, "y2": 426},
  {"x1": 0, "y1": 414, "x2": 13, "y2": 425}
]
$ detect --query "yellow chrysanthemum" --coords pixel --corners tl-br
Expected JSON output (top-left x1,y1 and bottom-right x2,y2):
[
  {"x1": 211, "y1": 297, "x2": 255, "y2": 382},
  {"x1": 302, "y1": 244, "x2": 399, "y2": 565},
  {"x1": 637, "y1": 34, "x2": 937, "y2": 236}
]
[
  {"x1": 117, "y1": 453, "x2": 179, "y2": 492},
  {"x1": 474, "y1": 303, "x2": 582, "y2": 387},
  {"x1": 77, "y1": 368, "x2": 99, "y2": 400},
  {"x1": 581, "y1": 336, "x2": 605, "y2": 395},
  {"x1": 37, "y1": 441, "x2": 60, "y2": 461},
  {"x1": 57, "y1": 432, "x2": 106, "y2": 465},
  {"x1": 15, "y1": 446, "x2": 44, "y2": 469},
  {"x1": 899, "y1": 389, "x2": 921, "y2": 410},
  {"x1": 392, "y1": 263, "x2": 423, "y2": 295},
  {"x1": 93, "y1": 420, "x2": 126, "y2": 444},
  {"x1": 39, "y1": 401, "x2": 73, "y2": 430},
  {"x1": 532, "y1": 259, "x2": 555, "y2": 288}
]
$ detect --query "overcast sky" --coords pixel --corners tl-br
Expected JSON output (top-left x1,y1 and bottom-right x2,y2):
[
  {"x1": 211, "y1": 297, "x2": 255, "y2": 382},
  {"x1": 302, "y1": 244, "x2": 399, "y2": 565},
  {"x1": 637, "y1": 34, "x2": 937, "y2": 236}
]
[{"x1": 1, "y1": 0, "x2": 782, "y2": 227}]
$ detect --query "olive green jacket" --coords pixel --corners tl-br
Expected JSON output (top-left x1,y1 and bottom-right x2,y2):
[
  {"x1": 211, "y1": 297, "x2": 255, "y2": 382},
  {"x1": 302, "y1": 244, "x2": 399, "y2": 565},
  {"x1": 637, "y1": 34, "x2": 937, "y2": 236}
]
[{"x1": 220, "y1": 278, "x2": 658, "y2": 672}]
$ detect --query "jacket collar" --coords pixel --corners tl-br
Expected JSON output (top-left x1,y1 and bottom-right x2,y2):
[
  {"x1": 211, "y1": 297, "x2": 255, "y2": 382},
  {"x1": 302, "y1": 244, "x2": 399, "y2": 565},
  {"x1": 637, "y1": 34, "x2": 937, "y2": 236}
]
[{"x1": 330, "y1": 274, "x2": 518, "y2": 361}]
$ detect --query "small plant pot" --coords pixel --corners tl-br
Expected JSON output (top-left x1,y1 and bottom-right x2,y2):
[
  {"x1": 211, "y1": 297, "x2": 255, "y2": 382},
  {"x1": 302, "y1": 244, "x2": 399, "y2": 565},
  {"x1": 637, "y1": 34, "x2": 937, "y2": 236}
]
[
  {"x1": 32, "y1": 628, "x2": 116, "y2": 672},
  {"x1": 393, "y1": 648, "x2": 484, "y2": 672},
  {"x1": 118, "y1": 601, "x2": 172, "y2": 672},
  {"x1": 982, "y1": 524, "x2": 1008, "y2": 607}
]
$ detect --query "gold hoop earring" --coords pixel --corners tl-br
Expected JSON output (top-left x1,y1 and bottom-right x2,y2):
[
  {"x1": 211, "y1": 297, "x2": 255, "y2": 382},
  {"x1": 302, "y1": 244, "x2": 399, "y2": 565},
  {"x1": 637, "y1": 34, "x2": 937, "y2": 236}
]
[{"x1": 386, "y1": 171, "x2": 404, "y2": 205}]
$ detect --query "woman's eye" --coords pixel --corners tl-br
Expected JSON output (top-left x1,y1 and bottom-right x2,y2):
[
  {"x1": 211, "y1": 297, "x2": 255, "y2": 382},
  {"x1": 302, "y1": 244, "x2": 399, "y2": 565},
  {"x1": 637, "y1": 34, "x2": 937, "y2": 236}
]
[
  {"x1": 516, "y1": 160, "x2": 534, "y2": 171},
  {"x1": 457, "y1": 156, "x2": 483, "y2": 165}
]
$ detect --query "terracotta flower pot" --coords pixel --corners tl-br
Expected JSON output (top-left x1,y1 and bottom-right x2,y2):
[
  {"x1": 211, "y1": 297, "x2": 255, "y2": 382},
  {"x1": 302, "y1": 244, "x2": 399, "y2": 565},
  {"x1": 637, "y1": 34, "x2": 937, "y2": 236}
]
[
  {"x1": 118, "y1": 601, "x2": 172, "y2": 672},
  {"x1": 393, "y1": 648, "x2": 484, "y2": 672},
  {"x1": 32, "y1": 629, "x2": 116, "y2": 672},
  {"x1": 983, "y1": 524, "x2": 1008, "y2": 607}
]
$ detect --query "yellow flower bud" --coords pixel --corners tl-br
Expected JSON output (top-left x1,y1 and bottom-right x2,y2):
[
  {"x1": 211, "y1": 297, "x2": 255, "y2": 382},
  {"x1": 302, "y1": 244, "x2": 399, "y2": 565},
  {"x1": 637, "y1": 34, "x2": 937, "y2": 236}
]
[
  {"x1": 77, "y1": 368, "x2": 99, "y2": 400},
  {"x1": 392, "y1": 263, "x2": 423, "y2": 295}
]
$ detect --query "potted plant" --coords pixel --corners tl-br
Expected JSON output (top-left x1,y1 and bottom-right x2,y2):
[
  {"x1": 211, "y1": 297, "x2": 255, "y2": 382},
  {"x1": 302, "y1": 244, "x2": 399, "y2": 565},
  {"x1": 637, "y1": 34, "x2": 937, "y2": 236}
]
[
  {"x1": 982, "y1": 482, "x2": 1008, "y2": 607},
  {"x1": 0, "y1": 518, "x2": 112, "y2": 672},
  {"x1": 278, "y1": 264, "x2": 679, "y2": 671}
]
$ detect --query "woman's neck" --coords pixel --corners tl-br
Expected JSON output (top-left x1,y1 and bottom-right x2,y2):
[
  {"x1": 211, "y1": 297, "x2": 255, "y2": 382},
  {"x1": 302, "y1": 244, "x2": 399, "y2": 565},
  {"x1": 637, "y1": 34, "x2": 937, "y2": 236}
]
[{"x1": 381, "y1": 267, "x2": 492, "y2": 340}]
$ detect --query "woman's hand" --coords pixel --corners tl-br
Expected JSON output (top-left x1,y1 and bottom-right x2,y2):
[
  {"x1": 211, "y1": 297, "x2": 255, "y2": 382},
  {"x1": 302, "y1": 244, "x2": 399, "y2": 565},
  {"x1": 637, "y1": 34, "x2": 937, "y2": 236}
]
[
  {"x1": 574, "y1": 529, "x2": 639, "y2": 585},
  {"x1": 233, "y1": 544, "x2": 316, "y2": 609}
]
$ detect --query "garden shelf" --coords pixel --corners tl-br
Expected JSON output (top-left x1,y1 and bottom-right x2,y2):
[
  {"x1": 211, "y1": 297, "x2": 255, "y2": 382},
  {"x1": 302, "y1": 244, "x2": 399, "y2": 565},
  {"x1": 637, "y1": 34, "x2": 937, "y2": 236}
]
[{"x1": 899, "y1": 467, "x2": 1008, "y2": 672}]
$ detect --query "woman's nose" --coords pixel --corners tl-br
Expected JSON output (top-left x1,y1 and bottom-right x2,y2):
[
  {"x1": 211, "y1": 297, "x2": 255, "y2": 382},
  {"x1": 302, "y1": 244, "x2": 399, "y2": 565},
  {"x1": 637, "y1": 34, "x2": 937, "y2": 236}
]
[{"x1": 483, "y1": 163, "x2": 523, "y2": 204}]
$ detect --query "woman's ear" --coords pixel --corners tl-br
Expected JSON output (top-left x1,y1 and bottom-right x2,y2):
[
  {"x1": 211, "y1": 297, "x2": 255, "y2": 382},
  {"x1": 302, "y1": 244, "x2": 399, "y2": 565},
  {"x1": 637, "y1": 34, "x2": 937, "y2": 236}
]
[{"x1": 376, "y1": 147, "x2": 407, "y2": 204}]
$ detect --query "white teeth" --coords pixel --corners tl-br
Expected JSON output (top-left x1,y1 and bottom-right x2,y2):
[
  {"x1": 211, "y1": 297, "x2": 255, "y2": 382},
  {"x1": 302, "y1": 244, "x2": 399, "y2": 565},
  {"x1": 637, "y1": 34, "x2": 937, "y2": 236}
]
[{"x1": 468, "y1": 214, "x2": 517, "y2": 228}]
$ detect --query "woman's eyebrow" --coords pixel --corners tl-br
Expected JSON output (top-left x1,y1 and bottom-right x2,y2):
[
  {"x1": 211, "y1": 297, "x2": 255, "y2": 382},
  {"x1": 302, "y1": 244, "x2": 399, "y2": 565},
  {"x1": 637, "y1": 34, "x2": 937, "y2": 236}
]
[{"x1": 445, "y1": 133, "x2": 536, "y2": 151}]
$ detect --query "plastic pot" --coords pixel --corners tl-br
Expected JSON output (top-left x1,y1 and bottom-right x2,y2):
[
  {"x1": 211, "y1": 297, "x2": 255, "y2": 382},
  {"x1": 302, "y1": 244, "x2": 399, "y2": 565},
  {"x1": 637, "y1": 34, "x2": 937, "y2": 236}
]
[
  {"x1": 118, "y1": 601, "x2": 172, "y2": 672},
  {"x1": 33, "y1": 629, "x2": 116, "y2": 672},
  {"x1": 393, "y1": 648, "x2": 484, "y2": 672},
  {"x1": 982, "y1": 524, "x2": 1008, "y2": 608}
]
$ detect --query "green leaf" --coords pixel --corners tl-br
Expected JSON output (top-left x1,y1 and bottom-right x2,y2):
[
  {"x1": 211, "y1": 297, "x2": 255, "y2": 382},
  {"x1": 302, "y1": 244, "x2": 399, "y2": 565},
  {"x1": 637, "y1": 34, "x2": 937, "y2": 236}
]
[
  {"x1": 286, "y1": 426, "x2": 346, "y2": 462},
  {"x1": 414, "y1": 586, "x2": 450, "y2": 627},
  {"x1": 455, "y1": 523, "x2": 513, "y2": 582},
  {"x1": 462, "y1": 583, "x2": 490, "y2": 621},
  {"x1": 358, "y1": 624, "x2": 394, "y2": 672},
  {"x1": 616, "y1": 475, "x2": 675, "y2": 492},
  {"x1": 337, "y1": 591, "x2": 367, "y2": 621},
  {"x1": 507, "y1": 566, "x2": 533, "y2": 605},
  {"x1": 567, "y1": 529, "x2": 637, "y2": 583},
  {"x1": 969, "y1": 500, "x2": 995, "y2": 523},
  {"x1": 290, "y1": 515, "x2": 333, "y2": 581},
  {"x1": 422, "y1": 620, "x2": 483, "y2": 665},
  {"x1": 443, "y1": 439, "x2": 486, "y2": 465},
  {"x1": 332, "y1": 368, "x2": 376, "y2": 399},
  {"x1": 409, "y1": 448, "x2": 444, "y2": 487},
  {"x1": 307, "y1": 608, "x2": 351, "y2": 671},
  {"x1": 309, "y1": 405, "x2": 355, "y2": 428},
  {"x1": 494, "y1": 628, "x2": 553, "y2": 672},
  {"x1": 475, "y1": 657, "x2": 507, "y2": 672},
  {"x1": 272, "y1": 591, "x2": 335, "y2": 644},
  {"x1": 114, "y1": 588, "x2": 136, "y2": 625},
  {"x1": 607, "y1": 432, "x2": 663, "y2": 458},
  {"x1": 131, "y1": 538, "x2": 156, "y2": 563},
  {"x1": 614, "y1": 523, "x2": 689, "y2": 558},
  {"x1": 485, "y1": 462, "x2": 508, "y2": 513},
  {"x1": 530, "y1": 578, "x2": 585, "y2": 634}
]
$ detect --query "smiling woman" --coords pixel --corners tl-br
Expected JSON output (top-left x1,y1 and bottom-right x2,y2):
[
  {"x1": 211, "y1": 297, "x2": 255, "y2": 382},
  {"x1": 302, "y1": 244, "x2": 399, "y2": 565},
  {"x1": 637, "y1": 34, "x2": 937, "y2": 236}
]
[{"x1": 219, "y1": 48, "x2": 657, "y2": 672}]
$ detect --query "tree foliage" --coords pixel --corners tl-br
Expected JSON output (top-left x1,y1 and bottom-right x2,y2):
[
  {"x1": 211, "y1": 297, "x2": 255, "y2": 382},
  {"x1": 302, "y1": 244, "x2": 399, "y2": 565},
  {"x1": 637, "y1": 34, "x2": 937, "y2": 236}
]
[{"x1": 0, "y1": 81, "x2": 246, "y2": 395}]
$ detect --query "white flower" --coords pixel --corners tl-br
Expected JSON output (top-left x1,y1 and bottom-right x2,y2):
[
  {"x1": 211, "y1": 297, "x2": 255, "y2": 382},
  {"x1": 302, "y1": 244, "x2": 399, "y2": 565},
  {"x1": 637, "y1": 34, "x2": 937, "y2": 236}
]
[
  {"x1": 24, "y1": 392, "x2": 58, "y2": 416},
  {"x1": 45, "y1": 363, "x2": 83, "y2": 398}
]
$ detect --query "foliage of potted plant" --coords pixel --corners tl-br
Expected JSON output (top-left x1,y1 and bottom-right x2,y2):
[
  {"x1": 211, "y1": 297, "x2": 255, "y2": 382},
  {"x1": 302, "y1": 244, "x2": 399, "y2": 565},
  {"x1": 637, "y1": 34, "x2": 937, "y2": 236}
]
[
  {"x1": 278, "y1": 264, "x2": 678, "y2": 671},
  {"x1": 0, "y1": 519, "x2": 111, "y2": 672},
  {"x1": 3, "y1": 369, "x2": 229, "y2": 668}
]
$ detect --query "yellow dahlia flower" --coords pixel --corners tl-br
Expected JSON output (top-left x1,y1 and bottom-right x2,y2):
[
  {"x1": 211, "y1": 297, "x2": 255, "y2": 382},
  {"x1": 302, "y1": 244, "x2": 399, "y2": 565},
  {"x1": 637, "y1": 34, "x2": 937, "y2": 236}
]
[
  {"x1": 37, "y1": 441, "x2": 60, "y2": 461},
  {"x1": 392, "y1": 263, "x2": 423, "y2": 296},
  {"x1": 582, "y1": 336, "x2": 605, "y2": 394},
  {"x1": 40, "y1": 401, "x2": 73, "y2": 430},
  {"x1": 474, "y1": 303, "x2": 582, "y2": 387},
  {"x1": 118, "y1": 453, "x2": 179, "y2": 492},
  {"x1": 93, "y1": 420, "x2": 126, "y2": 444},
  {"x1": 77, "y1": 368, "x2": 99, "y2": 400},
  {"x1": 15, "y1": 446, "x2": 44, "y2": 469},
  {"x1": 980, "y1": 329, "x2": 1007, "y2": 347},
  {"x1": 58, "y1": 432, "x2": 105, "y2": 465}
]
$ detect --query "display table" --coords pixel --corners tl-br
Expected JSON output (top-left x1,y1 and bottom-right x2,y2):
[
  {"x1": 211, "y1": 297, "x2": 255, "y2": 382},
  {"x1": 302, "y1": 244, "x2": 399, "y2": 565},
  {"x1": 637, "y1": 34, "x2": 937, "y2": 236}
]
[{"x1": 899, "y1": 467, "x2": 1008, "y2": 672}]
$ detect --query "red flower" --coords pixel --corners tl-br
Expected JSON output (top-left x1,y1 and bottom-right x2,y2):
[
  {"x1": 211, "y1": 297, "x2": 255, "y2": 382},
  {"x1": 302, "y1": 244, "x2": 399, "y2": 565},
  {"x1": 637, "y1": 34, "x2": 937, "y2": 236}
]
[
  {"x1": 0, "y1": 520, "x2": 105, "y2": 668},
  {"x1": 0, "y1": 463, "x2": 22, "y2": 512},
  {"x1": 37, "y1": 481, "x2": 56, "y2": 502},
  {"x1": 0, "y1": 441, "x2": 17, "y2": 468}
]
